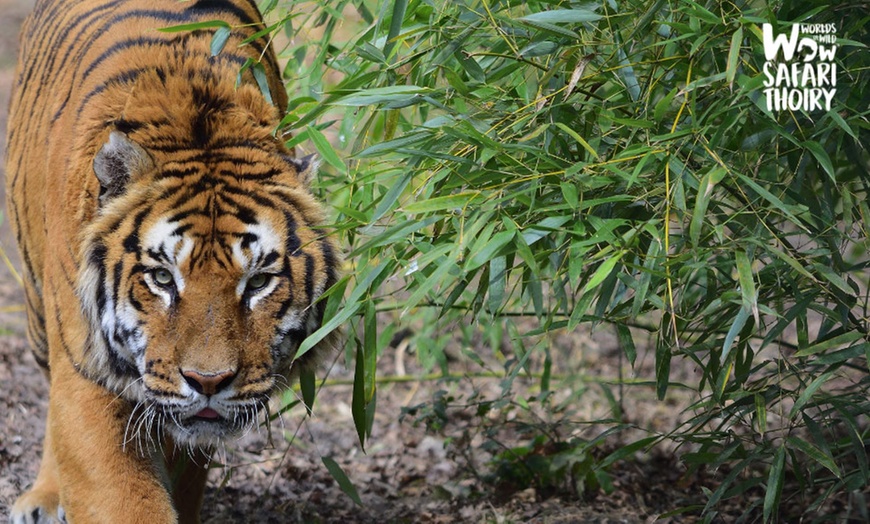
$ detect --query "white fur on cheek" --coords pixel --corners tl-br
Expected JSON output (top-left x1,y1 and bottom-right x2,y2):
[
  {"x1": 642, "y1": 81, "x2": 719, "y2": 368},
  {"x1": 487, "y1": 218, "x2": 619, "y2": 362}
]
[{"x1": 76, "y1": 248, "x2": 148, "y2": 402}]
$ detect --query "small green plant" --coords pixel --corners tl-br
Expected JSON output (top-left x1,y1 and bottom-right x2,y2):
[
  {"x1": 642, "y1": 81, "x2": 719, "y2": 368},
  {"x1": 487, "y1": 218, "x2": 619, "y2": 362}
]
[{"x1": 488, "y1": 434, "x2": 611, "y2": 499}]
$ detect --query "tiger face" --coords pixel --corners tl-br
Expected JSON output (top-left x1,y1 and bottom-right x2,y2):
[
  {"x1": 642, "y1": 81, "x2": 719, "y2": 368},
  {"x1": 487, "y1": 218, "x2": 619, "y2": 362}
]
[{"x1": 78, "y1": 131, "x2": 337, "y2": 447}]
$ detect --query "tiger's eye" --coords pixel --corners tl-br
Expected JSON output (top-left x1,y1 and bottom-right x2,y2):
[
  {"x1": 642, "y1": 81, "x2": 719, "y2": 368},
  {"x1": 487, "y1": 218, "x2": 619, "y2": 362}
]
[
  {"x1": 154, "y1": 268, "x2": 174, "y2": 286},
  {"x1": 247, "y1": 273, "x2": 269, "y2": 291}
]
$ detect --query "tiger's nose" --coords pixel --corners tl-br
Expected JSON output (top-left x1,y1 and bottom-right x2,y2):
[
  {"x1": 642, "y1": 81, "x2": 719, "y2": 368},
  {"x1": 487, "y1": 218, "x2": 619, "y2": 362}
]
[{"x1": 181, "y1": 369, "x2": 237, "y2": 396}]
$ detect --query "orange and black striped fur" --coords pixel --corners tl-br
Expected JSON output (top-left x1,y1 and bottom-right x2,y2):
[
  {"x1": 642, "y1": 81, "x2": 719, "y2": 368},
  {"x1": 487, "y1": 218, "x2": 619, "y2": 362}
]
[{"x1": 5, "y1": 0, "x2": 337, "y2": 521}]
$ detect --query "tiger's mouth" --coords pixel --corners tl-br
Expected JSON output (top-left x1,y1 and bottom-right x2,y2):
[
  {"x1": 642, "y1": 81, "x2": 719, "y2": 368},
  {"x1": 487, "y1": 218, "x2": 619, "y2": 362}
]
[
  {"x1": 192, "y1": 407, "x2": 222, "y2": 420},
  {"x1": 158, "y1": 402, "x2": 266, "y2": 446}
]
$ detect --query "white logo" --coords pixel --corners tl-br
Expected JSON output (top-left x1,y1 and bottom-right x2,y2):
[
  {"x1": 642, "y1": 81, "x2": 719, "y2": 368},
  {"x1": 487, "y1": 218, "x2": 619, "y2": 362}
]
[{"x1": 762, "y1": 23, "x2": 837, "y2": 112}]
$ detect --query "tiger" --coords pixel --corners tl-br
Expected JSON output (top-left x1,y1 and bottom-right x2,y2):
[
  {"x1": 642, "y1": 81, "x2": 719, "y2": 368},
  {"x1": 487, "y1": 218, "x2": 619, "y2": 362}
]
[{"x1": 5, "y1": 0, "x2": 338, "y2": 522}]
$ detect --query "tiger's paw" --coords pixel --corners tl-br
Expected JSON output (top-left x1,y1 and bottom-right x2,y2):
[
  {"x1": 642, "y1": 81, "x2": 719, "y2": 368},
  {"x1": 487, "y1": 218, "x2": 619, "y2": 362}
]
[{"x1": 9, "y1": 489, "x2": 66, "y2": 524}]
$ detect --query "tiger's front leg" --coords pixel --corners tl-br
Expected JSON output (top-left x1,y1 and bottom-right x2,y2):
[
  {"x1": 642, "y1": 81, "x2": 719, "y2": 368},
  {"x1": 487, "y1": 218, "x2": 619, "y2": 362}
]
[
  {"x1": 42, "y1": 353, "x2": 178, "y2": 524},
  {"x1": 166, "y1": 445, "x2": 212, "y2": 524},
  {"x1": 9, "y1": 427, "x2": 63, "y2": 524}
]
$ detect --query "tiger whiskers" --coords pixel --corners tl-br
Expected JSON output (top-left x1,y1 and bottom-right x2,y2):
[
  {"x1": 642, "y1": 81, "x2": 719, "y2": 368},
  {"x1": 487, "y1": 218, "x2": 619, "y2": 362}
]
[
  {"x1": 121, "y1": 401, "x2": 143, "y2": 452},
  {"x1": 122, "y1": 401, "x2": 158, "y2": 456}
]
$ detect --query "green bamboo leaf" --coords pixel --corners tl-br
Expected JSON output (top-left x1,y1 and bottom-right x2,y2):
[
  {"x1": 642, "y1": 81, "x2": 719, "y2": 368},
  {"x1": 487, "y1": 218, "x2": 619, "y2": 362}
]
[
  {"x1": 735, "y1": 173, "x2": 808, "y2": 232},
  {"x1": 296, "y1": 261, "x2": 390, "y2": 359},
  {"x1": 258, "y1": 0, "x2": 278, "y2": 15},
  {"x1": 210, "y1": 26, "x2": 231, "y2": 57},
  {"x1": 250, "y1": 62, "x2": 273, "y2": 106},
  {"x1": 429, "y1": 21, "x2": 482, "y2": 70},
  {"x1": 355, "y1": 132, "x2": 429, "y2": 158},
  {"x1": 653, "y1": 87, "x2": 678, "y2": 122},
  {"x1": 488, "y1": 256, "x2": 507, "y2": 313},
  {"x1": 767, "y1": 246, "x2": 814, "y2": 279},
  {"x1": 322, "y1": 456, "x2": 363, "y2": 505},
  {"x1": 763, "y1": 446, "x2": 785, "y2": 523},
  {"x1": 802, "y1": 413, "x2": 835, "y2": 468},
  {"x1": 683, "y1": 0, "x2": 720, "y2": 25},
  {"x1": 803, "y1": 140, "x2": 836, "y2": 182},
  {"x1": 655, "y1": 337, "x2": 671, "y2": 400},
  {"x1": 616, "y1": 324, "x2": 637, "y2": 367},
  {"x1": 833, "y1": 405, "x2": 870, "y2": 481},
  {"x1": 810, "y1": 263, "x2": 854, "y2": 295},
  {"x1": 722, "y1": 305, "x2": 750, "y2": 364},
  {"x1": 598, "y1": 436, "x2": 658, "y2": 469},
  {"x1": 519, "y1": 40, "x2": 561, "y2": 58},
  {"x1": 683, "y1": 72, "x2": 727, "y2": 92},
  {"x1": 616, "y1": 47, "x2": 641, "y2": 101},
  {"x1": 368, "y1": 172, "x2": 412, "y2": 225},
  {"x1": 405, "y1": 192, "x2": 482, "y2": 214},
  {"x1": 740, "y1": 130, "x2": 776, "y2": 151},
  {"x1": 403, "y1": 258, "x2": 456, "y2": 314},
  {"x1": 704, "y1": 456, "x2": 754, "y2": 513},
  {"x1": 466, "y1": 230, "x2": 515, "y2": 271},
  {"x1": 713, "y1": 362, "x2": 734, "y2": 405},
  {"x1": 521, "y1": 216, "x2": 572, "y2": 245},
  {"x1": 583, "y1": 252, "x2": 624, "y2": 294},
  {"x1": 519, "y1": 9, "x2": 602, "y2": 24},
  {"x1": 157, "y1": 20, "x2": 230, "y2": 32},
  {"x1": 631, "y1": 238, "x2": 661, "y2": 319},
  {"x1": 795, "y1": 331, "x2": 863, "y2": 357},
  {"x1": 754, "y1": 394, "x2": 767, "y2": 436},
  {"x1": 519, "y1": 20, "x2": 579, "y2": 39},
  {"x1": 528, "y1": 275, "x2": 544, "y2": 319},
  {"x1": 300, "y1": 368, "x2": 316, "y2": 416},
  {"x1": 455, "y1": 50, "x2": 485, "y2": 82},
  {"x1": 555, "y1": 122, "x2": 599, "y2": 160},
  {"x1": 786, "y1": 436, "x2": 841, "y2": 478},
  {"x1": 383, "y1": 0, "x2": 409, "y2": 60},
  {"x1": 568, "y1": 289, "x2": 596, "y2": 329},
  {"x1": 356, "y1": 218, "x2": 439, "y2": 252},
  {"x1": 333, "y1": 86, "x2": 430, "y2": 107},
  {"x1": 735, "y1": 251, "x2": 756, "y2": 313},
  {"x1": 560, "y1": 182, "x2": 579, "y2": 208},
  {"x1": 790, "y1": 370, "x2": 835, "y2": 418},
  {"x1": 726, "y1": 26, "x2": 743, "y2": 84},
  {"x1": 826, "y1": 110, "x2": 858, "y2": 139},
  {"x1": 363, "y1": 302, "x2": 378, "y2": 403},
  {"x1": 690, "y1": 167, "x2": 725, "y2": 246},
  {"x1": 307, "y1": 126, "x2": 345, "y2": 172},
  {"x1": 352, "y1": 345, "x2": 367, "y2": 449}
]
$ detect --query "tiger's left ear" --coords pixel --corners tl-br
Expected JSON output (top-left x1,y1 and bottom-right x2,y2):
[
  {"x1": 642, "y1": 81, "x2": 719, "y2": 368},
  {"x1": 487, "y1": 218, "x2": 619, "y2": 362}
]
[{"x1": 93, "y1": 131, "x2": 154, "y2": 205}]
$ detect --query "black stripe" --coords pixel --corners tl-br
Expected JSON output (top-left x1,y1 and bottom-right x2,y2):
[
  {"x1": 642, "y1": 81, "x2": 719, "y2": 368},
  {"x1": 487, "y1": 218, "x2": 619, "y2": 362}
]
[
  {"x1": 89, "y1": 243, "x2": 109, "y2": 312},
  {"x1": 29, "y1": 1, "x2": 125, "y2": 117},
  {"x1": 159, "y1": 166, "x2": 203, "y2": 179},
  {"x1": 112, "y1": 260, "x2": 125, "y2": 308},
  {"x1": 127, "y1": 285, "x2": 145, "y2": 314},
  {"x1": 76, "y1": 67, "x2": 153, "y2": 118},
  {"x1": 320, "y1": 238, "x2": 338, "y2": 290},
  {"x1": 303, "y1": 253, "x2": 315, "y2": 305},
  {"x1": 82, "y1": 36, "x2": 164, "y2": 83},
  {"x1": 218, "y1": 168, "x2": 282, "y2": 181},
  {"x1": 189, "y1": 0, "x2": 258, "y2": 26},
  {"x1": 31, "y1": 348, "x2": 50, "y2": 370},
  {"x1": 104, "y1": 9, "x2": 200, "y2": 31},
  {"x1": 284, "y1": 211, "x2": 301, "y2": 255}
]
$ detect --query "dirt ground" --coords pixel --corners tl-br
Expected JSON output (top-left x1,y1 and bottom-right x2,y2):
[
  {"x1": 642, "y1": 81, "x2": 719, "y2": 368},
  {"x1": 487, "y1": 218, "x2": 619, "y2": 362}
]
[{"x1": 0, "y1": 2, "x2": 790, "y2": 523}]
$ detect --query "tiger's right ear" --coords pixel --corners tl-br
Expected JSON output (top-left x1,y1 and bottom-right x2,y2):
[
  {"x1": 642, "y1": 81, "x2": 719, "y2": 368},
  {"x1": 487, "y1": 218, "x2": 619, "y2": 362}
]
[
  {"x1": 93, "y1": 131, "x2": 154, "y2": 205},
  {"x1": 286, "y1": 154, "x2": 320, "y2": 187}
]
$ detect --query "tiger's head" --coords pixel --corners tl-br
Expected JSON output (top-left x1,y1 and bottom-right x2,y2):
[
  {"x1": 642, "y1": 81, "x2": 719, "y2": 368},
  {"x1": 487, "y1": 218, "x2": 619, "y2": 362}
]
[{"x1": 77, "y1": 116, "x2": 338, "y2": 447}]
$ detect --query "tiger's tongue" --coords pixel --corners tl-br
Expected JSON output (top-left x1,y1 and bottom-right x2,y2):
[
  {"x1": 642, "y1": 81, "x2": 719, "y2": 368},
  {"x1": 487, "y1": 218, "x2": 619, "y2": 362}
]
[{"x1": 195, "y1": 408, "x2": 220, "y2": 419}]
